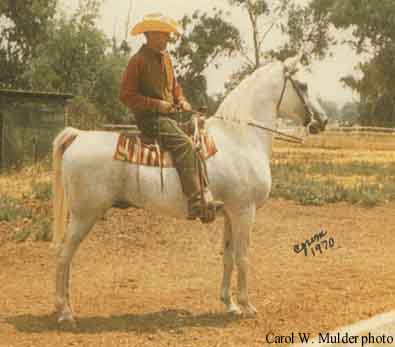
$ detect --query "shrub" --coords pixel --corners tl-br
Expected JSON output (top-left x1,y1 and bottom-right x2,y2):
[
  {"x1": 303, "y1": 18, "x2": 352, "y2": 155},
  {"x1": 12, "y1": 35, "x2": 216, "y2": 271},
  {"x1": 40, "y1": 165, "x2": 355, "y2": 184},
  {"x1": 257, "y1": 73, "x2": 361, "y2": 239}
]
[
  {"x1": 31, "y1": 181, "x2": 52, "y2": 201},
  {"x1": 0, "y1": 196, "x2": 32, "y2": 221},
  {"x1": 270, "y1": 160, "x2": 394, "y2": 207},
  {"x1": 34, "y1": 218, "x2": 52, "y2": 241}
]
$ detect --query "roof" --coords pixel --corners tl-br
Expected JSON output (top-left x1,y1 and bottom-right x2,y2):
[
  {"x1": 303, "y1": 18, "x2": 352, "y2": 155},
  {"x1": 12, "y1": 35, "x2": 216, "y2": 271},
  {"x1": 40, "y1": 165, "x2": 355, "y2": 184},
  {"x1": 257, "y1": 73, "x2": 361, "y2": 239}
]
[{"x1": 0, "y1": 89, "x2": 73, "y2": 101}]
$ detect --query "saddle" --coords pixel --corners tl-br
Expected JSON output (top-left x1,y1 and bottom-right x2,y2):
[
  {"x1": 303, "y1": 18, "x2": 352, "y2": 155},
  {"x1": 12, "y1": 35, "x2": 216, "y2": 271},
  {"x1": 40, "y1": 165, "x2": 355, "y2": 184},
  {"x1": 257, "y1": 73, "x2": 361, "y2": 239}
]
[{"x1": 113, "y1": 113, "x2": 218, "y2": 168}]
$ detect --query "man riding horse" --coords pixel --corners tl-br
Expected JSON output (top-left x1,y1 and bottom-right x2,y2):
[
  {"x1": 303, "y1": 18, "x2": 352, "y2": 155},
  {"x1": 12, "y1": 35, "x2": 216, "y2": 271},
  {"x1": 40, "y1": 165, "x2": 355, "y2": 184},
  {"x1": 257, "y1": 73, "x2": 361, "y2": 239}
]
[{"x1": 120, "y1": 13, "x2": 224, "y2": 222}]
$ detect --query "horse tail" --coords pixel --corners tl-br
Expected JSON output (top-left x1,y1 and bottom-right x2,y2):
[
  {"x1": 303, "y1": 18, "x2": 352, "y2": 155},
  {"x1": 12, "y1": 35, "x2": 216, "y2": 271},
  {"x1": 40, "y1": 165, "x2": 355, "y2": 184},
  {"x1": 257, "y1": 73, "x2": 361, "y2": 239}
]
[{"x1": 52, "y1": 127, "x2": 80, "y2": 249}]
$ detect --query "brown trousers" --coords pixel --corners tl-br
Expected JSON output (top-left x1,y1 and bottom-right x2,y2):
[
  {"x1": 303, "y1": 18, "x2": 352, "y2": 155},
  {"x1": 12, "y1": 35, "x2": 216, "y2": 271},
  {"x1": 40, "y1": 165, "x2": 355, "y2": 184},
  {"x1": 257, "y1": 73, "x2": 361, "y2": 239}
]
[{"x1": 138, "y1": 116, "x2": 202, "y2": 198}]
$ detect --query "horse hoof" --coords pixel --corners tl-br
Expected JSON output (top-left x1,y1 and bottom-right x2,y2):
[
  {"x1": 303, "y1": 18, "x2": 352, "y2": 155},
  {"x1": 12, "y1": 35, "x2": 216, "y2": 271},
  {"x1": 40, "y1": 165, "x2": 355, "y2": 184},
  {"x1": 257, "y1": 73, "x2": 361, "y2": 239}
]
[
  {"x1": 242, "y1": 304, "x2": 258, "y2": 318},
  {"x1": 58, "y1": 313, "x2": 76, "y2": 329},
  {"x1": 50, "y1": 241, "x2": 62, "y2": 253},
  {"x1": 227, "y1": 303, "x2": 243, "y2": 316}
]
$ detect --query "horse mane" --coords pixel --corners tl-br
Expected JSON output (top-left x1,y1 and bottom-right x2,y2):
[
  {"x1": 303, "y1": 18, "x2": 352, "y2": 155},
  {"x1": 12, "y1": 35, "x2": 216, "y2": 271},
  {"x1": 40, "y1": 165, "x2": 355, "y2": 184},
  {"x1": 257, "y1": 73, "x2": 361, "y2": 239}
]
[{"x1": 215, "y1": 61, "x2": 284, "y2": 124}]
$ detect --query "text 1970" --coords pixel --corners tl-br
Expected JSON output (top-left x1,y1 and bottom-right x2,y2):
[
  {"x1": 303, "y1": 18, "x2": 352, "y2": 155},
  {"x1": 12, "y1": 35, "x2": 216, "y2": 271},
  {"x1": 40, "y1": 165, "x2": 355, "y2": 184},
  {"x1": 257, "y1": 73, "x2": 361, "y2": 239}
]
[{"x1": 293, "y1": 229, "x2": 335, "y2": 256}]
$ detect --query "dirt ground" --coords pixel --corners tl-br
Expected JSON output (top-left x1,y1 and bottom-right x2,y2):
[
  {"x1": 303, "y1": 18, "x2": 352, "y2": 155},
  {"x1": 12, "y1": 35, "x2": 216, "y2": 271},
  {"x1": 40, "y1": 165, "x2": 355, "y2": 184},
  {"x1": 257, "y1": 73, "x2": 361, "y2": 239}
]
[{"x1": 1, "y1": 199, "x2": 395, "y2": 347}]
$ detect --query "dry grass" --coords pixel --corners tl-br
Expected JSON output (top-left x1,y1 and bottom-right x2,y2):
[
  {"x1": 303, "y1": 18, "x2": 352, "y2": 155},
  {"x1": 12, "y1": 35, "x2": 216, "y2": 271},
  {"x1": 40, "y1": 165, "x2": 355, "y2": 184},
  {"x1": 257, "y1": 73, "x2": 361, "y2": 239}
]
[
  {"x1": 276, "y1": 129, "x2": 395, "y2": 151},
  {"x1": 0, "y1": 163, "x2": 51, "y2": 199},
  {"x1": 0, "y1": 131, "x2": 393, "y2": 241},
  {"x1": 271, "y1": 131, "x2": 395, "y2": 206},
  {"x1": 0, "y1": 162, "x2": 52, "y2": 241},
  {"x1": 273, "y1": 130, "x2": 395, "y2": 165},
  {"x1": 273, "y1": 147, "x2": 395, "y2": 164}
]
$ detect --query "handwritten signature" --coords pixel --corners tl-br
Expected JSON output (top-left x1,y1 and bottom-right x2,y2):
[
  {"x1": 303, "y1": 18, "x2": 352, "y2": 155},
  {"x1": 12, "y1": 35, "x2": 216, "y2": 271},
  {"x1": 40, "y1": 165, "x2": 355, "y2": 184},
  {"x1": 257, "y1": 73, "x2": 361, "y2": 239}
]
[{"x1": 293, "y1": 229, "x2": 335, "y2": 256}]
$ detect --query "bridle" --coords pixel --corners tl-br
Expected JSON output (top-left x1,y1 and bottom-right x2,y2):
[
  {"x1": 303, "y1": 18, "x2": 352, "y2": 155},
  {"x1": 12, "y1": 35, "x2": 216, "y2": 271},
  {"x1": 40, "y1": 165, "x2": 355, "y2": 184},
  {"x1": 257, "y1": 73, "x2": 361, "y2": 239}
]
[
  {"x1": 213, "y1": 70, "x2": 319, "y2": 144},
  {"x1": 245, "y1": 71, "x2": 316, "y2": 144},
  {"x1": 276, "y1": 72, "x2": 314, "y2": 127}
]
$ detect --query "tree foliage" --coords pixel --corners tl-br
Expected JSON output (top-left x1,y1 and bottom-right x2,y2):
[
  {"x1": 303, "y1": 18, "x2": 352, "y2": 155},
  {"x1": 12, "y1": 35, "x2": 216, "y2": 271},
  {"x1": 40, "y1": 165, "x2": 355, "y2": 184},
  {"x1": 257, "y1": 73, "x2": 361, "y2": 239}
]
[
  {"x1": 340, "y1": 101, "x2": 359, "y2": 126},
  {"x1": 276, "y1": 1, "x2": 335, "y2": 63},
  {"x1": 0, "y1": 0, "x2": 57, "y2": 88},
  {"x1": 313, "y1": 0, "x2": 395, "y2": 126},
  {"x1": 228, "y1": 0, "x2": 271, "y2": 69},
  {"x1": 170, "y1": 9, "x2": 242, "y2": 109},
  {"x1": 24, "y1": 16, "x2": 108, "y2": 95},
  {"x1": 20, "y1": 0, "x2": 129, "y2": 125},
  {"x1": 223, "y1": 0, "x2": 334, "y2": 94}
]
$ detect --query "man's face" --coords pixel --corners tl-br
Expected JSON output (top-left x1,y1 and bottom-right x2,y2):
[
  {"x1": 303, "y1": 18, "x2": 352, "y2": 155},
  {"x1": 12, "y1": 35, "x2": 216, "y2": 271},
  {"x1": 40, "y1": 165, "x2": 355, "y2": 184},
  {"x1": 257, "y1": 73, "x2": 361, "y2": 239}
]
[{"x1": 146, "y1": 31, "x2": 171, "y2": 52}]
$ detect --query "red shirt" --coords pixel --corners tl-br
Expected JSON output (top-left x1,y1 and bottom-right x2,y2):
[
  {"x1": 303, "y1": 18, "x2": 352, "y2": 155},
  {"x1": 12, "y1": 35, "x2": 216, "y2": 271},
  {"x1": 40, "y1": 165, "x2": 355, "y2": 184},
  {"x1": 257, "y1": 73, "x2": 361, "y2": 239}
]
[{"x1": 120, "y1": 44, "x2": 185, "y2": 118}]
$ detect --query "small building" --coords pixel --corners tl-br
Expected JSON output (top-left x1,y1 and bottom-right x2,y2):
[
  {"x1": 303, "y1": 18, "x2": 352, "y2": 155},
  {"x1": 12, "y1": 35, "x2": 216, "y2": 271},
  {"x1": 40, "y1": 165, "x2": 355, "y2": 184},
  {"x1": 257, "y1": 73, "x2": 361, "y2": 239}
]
[{"x1": 0, "y1": 89, "x2": 73, "y2": 169}]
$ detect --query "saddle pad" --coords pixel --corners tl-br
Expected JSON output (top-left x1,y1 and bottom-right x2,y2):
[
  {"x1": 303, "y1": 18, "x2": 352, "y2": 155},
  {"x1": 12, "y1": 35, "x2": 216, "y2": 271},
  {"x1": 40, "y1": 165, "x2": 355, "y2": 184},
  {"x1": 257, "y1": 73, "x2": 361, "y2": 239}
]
[{"x1": 113, "y1": 133, "x2": 218, "y2": 168}]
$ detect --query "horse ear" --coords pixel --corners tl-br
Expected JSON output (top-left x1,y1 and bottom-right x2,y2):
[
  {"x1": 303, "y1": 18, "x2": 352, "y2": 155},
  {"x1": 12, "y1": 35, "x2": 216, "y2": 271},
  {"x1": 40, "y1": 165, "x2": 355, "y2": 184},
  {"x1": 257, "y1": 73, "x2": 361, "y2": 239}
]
[{"x1": 283, "y1": 52, "x2": 303, "y2": 74}]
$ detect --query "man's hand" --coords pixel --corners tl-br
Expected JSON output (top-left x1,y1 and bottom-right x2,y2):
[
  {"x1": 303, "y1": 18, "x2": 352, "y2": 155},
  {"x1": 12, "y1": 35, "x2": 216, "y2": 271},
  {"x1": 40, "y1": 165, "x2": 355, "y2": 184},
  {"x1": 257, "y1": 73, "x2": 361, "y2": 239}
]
[
  {"x1": 179, "y1": 100, "x2": 192, "y2": 112},
  {"x1": 158, "y1": 100, "x2": 175, "y2": 114}
]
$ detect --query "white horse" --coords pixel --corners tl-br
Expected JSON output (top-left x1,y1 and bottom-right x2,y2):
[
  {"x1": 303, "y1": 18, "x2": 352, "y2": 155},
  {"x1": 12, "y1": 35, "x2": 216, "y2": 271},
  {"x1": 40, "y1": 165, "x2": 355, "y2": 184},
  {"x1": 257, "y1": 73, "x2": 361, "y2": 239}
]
[{"x1": 52, "y1": 55, "x2": 327, "y2": 325}]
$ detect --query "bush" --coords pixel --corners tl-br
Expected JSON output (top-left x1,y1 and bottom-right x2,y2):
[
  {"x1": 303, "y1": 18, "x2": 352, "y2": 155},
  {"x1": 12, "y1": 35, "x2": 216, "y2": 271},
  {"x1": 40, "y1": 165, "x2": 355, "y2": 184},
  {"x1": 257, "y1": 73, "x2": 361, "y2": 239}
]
[
  {"x1": 31, "y1": 181, "x2": 52, "y2": 201},
  {"x1": 12, "y1": 217, "x2": 52, "y2": 242},
  {"x1": 66, "y1": 96, "x2": 105, "y2": 130},
  {"x1": 0, "y1": 196, "x2": 32, "y2": 221},
  {"x1": 34, "y1": 218, "x2": 52, "y2": 241},
  {"x1": 270, "y1": 160, "x2": 394, "y2": 207},
  {"x1": 271, "y1": 178, "x2": 349, "y2": 206},
  {"x1": 0, "y1": 183, "x2": 52, "y2": 241}
]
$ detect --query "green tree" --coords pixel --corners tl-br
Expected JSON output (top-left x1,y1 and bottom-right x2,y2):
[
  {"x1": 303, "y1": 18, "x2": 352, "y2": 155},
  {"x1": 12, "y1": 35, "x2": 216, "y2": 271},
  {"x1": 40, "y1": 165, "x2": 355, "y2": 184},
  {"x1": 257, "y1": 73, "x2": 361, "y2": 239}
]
[
  {"x1": 277, "y1": 0, "x2": 335, "y2": 63},
  {"x1": 171, "y1": 10, "x2": 242, "y2": 109},
  {"x1": 225, "y1": 0, "x2": 334, "y2": 93},
  {"x1": 313, "y1": 0, "x2": 395, "y2": 126},
  {"x1": 24, "y1": 0, "x2": 129, "y2": 126},
  {"x1": 24, "y1": 1, "x2": 107, "y2": 94},
  {"x1": 0, "y1": 0, "x2": 57, "y2": 88},
  {"x1": 228, "y1": 0, "x2": 272, "y2": 69},
  {"x1": 25, "y1": 17, "x2": 108, "y2": 94},
  {"x1": 91, "y1": 53, "x2": 130, "y2": 123},
  {"x1": 224, "y1": 0, "x2": 283, "y2": 92},
  {"x1": 340, "y1": 101, "x2": 359, "y2": 126}
]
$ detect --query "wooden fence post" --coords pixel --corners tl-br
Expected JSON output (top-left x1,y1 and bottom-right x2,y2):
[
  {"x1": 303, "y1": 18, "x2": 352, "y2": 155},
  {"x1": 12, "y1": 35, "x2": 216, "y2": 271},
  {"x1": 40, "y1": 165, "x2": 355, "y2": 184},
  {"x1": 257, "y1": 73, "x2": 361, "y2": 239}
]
[{"x1": 0, "y1": 113, "x2": 4, "y2": 171}]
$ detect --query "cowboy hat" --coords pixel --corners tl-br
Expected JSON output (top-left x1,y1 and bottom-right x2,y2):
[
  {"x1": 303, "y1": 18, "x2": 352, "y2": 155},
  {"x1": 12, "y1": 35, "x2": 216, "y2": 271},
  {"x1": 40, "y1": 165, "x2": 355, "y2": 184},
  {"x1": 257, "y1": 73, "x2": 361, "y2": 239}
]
[{"x1": 130, "y1": 13, "x2": 183, "y2": 36}]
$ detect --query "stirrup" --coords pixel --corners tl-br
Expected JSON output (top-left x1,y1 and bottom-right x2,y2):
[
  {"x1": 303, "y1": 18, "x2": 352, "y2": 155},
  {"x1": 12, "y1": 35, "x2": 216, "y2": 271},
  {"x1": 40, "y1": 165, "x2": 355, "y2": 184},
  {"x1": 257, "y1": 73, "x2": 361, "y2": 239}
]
[{"x1": 187, "y1": 194, "x2": 224, "y2": 223}]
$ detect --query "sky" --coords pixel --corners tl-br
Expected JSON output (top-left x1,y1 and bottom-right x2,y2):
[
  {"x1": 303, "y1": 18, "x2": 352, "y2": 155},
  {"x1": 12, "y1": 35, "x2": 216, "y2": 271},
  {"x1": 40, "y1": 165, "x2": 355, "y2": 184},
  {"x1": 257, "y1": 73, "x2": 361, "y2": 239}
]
[{"x1": 61, "y1": 0, "x2": 360, "y2": 107}]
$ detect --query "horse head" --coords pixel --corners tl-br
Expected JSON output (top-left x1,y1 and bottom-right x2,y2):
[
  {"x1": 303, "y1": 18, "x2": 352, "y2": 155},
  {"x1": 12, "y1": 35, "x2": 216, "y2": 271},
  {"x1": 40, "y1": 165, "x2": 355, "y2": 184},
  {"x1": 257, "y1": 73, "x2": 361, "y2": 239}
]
[
  {"x1": 215, "y1": 54, "x2": 328, "y2": 135},
  {"x1": 280, "y1": 55, "x2": 328, "y2": 134}
]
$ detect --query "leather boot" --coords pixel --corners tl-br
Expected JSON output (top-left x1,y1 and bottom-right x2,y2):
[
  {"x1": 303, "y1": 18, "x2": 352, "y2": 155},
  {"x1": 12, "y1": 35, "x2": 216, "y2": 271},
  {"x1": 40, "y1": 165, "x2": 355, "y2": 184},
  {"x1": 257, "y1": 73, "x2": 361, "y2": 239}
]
[{"x1": 177, "y1": 168, "x2": 224, "y2": 221}]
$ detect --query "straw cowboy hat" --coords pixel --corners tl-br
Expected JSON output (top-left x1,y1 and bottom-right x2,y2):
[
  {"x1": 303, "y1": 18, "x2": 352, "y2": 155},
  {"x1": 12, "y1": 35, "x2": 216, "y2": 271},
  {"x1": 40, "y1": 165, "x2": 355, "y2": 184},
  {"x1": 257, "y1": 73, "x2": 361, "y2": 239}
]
[{"x1": 130, "y1": 13, "x2": 183, "y2": 36}]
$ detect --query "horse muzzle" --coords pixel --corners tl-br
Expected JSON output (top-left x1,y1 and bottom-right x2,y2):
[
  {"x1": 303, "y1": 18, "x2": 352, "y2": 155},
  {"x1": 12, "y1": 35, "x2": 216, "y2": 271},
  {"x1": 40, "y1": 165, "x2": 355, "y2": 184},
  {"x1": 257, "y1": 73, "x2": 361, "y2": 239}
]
[
  {"x1": 307, "y1": 117, "x2": 327, "y2": 135},
  {"x1": 307, "y1": 109, "x2": 328, "y2": 134}
]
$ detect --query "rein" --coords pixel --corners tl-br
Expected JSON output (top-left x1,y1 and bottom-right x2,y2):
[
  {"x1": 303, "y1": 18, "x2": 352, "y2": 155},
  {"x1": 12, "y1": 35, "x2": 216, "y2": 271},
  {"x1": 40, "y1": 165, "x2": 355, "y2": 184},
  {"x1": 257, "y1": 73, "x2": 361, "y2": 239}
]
[
  {"x1": 213, "y1": 116, "x2": 304, "y2": 144},
  {"x1": 247, "y1": 121, "x2": 304, "y2": 144}
]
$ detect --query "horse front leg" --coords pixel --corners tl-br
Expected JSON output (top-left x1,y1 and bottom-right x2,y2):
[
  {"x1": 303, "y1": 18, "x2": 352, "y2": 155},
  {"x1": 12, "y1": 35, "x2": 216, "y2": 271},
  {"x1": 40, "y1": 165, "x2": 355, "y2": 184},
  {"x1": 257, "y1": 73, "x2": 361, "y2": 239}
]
[
  {"x1": 220, "y1": 212, "x2": 241, "y2": 314},
  {"x1": 232, "y1": 204, "x2": 257, "y2": 317}
]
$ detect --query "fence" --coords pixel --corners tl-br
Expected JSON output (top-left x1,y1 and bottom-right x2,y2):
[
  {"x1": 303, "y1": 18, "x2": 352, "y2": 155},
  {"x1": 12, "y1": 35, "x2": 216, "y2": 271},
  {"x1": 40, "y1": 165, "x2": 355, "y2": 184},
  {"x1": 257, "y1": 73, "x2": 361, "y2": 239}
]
[
  {"x1": 274, "y1": 124, "x2": 395, "y2": 150},
  {"x1": 327, "y1": 126, "x2": 395, "y2": 134},
  {"x1": 0, "y1": 89, "x2": 73, "y2": 169}
]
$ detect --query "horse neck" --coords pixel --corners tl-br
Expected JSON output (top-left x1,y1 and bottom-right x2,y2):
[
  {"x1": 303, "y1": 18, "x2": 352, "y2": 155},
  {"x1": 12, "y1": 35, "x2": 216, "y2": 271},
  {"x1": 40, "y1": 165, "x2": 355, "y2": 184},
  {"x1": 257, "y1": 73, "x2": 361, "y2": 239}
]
[
  {"x1": 216, "y1": 68, "x2": 282, "y2": 130},
  {"x1": 208, "y1": 113, "x2": 275, "y2": 159},
  {"x1": 210, "y1": 63, "x2": 285, "y2": 158}
]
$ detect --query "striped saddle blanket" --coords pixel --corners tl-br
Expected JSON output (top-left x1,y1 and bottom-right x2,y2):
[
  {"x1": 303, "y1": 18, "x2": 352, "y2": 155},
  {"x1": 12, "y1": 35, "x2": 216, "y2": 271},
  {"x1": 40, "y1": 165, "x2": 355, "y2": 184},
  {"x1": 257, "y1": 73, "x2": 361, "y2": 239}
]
[{"x1": 113, "y1": 132, "x2": 218, "y2": 168}]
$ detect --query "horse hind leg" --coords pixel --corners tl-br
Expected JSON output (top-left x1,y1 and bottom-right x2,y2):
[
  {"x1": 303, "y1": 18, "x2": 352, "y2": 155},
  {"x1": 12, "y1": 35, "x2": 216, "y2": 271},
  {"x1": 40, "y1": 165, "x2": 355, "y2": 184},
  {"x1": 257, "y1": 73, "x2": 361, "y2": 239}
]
[
  {"x1": 232, "y1": 205, "x2": 258, "y2": 317},
  {"x1": 55, "y1": 213, "x2": 99, "y2": 325},
  {"x1": 220, "y1": 212, "x2": 241, "y2": 315}
]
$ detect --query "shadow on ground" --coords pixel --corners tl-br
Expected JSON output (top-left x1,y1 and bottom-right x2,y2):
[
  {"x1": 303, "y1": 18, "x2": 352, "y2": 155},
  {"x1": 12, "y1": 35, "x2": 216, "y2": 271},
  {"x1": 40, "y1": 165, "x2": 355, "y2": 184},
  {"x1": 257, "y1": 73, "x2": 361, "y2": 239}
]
[{"x1": 6, "y1": 309, "x2": 242, "y2": 334}]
